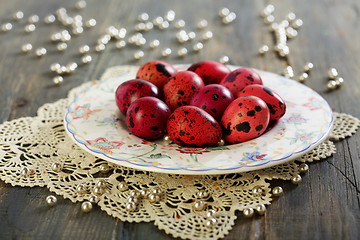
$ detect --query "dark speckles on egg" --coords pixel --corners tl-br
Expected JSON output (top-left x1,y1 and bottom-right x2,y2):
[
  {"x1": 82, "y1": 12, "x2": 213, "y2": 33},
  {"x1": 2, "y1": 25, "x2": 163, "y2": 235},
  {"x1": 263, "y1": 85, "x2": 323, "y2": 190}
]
[
  {"x1": 247, "y1": 110, "x2": 255, "y2": 116},
  {"x1": 235, "y1": 122, "x2": 251, "y2": 133}
]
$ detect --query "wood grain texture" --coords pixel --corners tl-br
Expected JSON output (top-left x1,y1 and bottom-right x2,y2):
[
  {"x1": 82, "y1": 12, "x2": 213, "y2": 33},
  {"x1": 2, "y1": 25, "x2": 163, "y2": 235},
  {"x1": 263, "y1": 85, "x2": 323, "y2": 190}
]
[{"x1": 0, "y1": 0, "x2": 359, "y2": 239}]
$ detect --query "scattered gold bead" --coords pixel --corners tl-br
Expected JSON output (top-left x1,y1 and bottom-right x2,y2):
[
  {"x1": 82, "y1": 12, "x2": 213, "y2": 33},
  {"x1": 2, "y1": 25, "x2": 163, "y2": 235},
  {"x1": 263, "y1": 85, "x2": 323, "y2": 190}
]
[
  {"x1": 188, "y1": 31, "x2": 196, "y2": 40},
  {"x1": 51, "y1": 162, "x2": 62, "y2": 171},
  {"x1": 219, "y1": 56, "x2": 229, "y2": 64},
  {"x1": 193, "y1": 42, "x2": 204, "y2": 52},
  {"x1": 304, "y1": 62, "x2": 314, "y2": 72},
  {"x1": 272, "y1": 186, "x2": 283, "y2": 197},
  {"x1": 116, "y1": 182, "x2": 127, "y2": 192},
  {"x1": 20, "y1": 167, "x2": 30, "y2": 177},
  {"x1": 13, "y1": 11, "x2": 24, "y2": 21},
  {"x1": 127, "y1": 196, "x2": 140, "y2": 204},
  {"x1": 95, "y1": 179, "x2": 107, "y2": 188},
  {"x1": 92, "y1": 186, "x2": 104, "y2": 195},
  {"x1": 291, "y1": 174, "x2": 302, "y2": 184},
  {"x1": 1, "y1": 23, "x2": 13, "y2": 32},
  {"x1": 56, "y1": 66, "x2": 67, "y2": 75},
  {"x1": 125, "y1": 202, "x2": 137, "y2": 211},
  {"x1": 99, "y1": 163, "x2": 110, "y2": 172},
  {"x1": 138, "y1": 13, "x2": 149, "y2": 22},
  {"x1": 57, "y1": 42, "x2": 68, "y2": 52},
  {"x1": 159, "y1": 21, "x2": 170, "y2": 30},
  {"x1": 328, "y1": 68, "x2": 338, "y2": 79},
  {"x1": 205, "y1": 218, "x2": 217, "y2": 228},
  {"x1": 286, "y1": 12, "x2": 296, "y2": 22},
  {"x1": 129, "y1": 190, "x2": 141, "y2": 198},
  {"x1": 76, "y1": 184, "x2": 87, "y2": 195},
  {"x1": 243, "y1": 208, "x2": 254, "y2": 217},
  {"x1": 140, "y1": 189, "x2": 150, "y2": 198},
  {"x1": 36, "y1": 47, "x2": 47, "y2": 57},
  {"x1": 298, "y1": 163, "x2": 309, "y2": 173},
  {"x1": 223, "y1": 12, "x2": 236, "y2": 24},
  {"x1": 177, "y1": 47, "x2": 187, "y2": 57},
  {"x1": 164, "y1": 10, "x2": 175, "y2": 22},
  {"x1": 79, "y1": 45, "x2": 90, "y2": 54},
  {"x1": 286, "y1": 27, "x2": 298, "y2": 39},
  {"x1": 252, "y1": 186, "x2": 264, "y2": 196},
  {"x1": 28, "y1": 15, "x2": 39, "y2": 24},
  {"x1": 163, "y1": 135, "x2": 172, "y2": 145},
  {"x1": 206, "y1": 209, "x2": 217, "y2": 218},
  {"x1": 81, "y1": 55, "x2": 92, "y2": 64},
  {"x1": 292, "y1": 19, "x2": 303, "y2": 29},
  {"x1": 202, "y1": 31, "x2": 213, "y2": 41},
  {"x1": 72, "y1": 27, "x2": 84, "y2": 35},
  {"x1": 264, "y1": 15, "x2": 275, "y2": 24},
  {"x1": 283, "y1": 65, "x2": 294, "y2": 78},
  {"x1": 298, "y1": 72, "x2": 309, "y2": 83},
  {"x1": 335, "y1": 77, "x2": 344, "y2": 86},
  {"x1": 115, "y1": 40, "x2": 126, "y2": 49},
  {"x1": 134, "y1": 50, "x2": 144, "y2": 60},
  {"x1": 175, "y1": 19, "x2": 186, "y2": 29},
  {"x1": 50, "y1": 63, "x2": 61, "y2": 72},
  {"x1": 21, "y1": 43, "x2": 33, "y2": 53},
  {"x1": 161, "y1": 48, "x2": 172, "y2": 57},
  {"x1": 196, "y1": 191, "x2": 209, "y2": 199},
  {"x1": 75, "y1": 0, "x2": 87, "y2": 10},
  {"x1": 193, "y1": 200, "x2": 206, "y2": 211},
  {"x1": 66, "y1": 62, "x2": 78, "y2": 72},
  {"x1": 24, "y1": 24, "x2": 36, "y2": 33},
  {"x1": 217, "y1": 139, "x2": 225, "y2": 146},
  {"x1": 255, "y1": 204, "x2": 266, "y2": 215},
  {"x1": 327, "y1": 80, "x2": 337, "y2": 90},
  {"x1": 81, "y1": 201, "x2": 93, "y2": 213},
  {"x1": 46, "y1": 195, "x2": 57, "y2": 207},
  {"x1": 149, "y1": 39, "x2": 160, "y2": 49},
  {"x1": 153, "y1": 16, "x2": 164, "y2": 26},
  {"x1": 44, "y1": 15, "x2": 56, "y2": 24},
  {"x1": 258, "y1": 45, "x2": 269, "y2": 54},
  {"x1": 148, "y1": 193, "x2": 160, "y2": 203},
  {"x1": 197, "y1": 19, "x2": 208, "y2": 29},
  {"x1": 95, "y1": 44, "x2": 105, "y2": 52},
  {"x1": 88, "y1": 195, "x2": 99, "y2": 204},
  {"x1": 264, "y1": 4, "x2": 275, "y2": 15},
  {"x1": 85, "y1": 18, "x2": 96, "y2": 28},
  {"x1": 219, "y1": 8, "x2": 230, "y2": 18}
]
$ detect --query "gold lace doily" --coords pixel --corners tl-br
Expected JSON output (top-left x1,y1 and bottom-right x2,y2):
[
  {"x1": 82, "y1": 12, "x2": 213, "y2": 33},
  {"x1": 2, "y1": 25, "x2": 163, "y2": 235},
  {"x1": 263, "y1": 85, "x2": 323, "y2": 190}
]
[{"x1": 0, "y1": 65, "x2": 359, "y2": 240}]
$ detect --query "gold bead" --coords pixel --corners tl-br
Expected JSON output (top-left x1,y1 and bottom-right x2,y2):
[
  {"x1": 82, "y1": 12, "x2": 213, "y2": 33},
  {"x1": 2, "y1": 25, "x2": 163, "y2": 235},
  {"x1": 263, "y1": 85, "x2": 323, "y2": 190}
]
[
  {"x1": 79, "y1": 45, "x2": 90, "y2": 54},
  {"x1": 255, "y1": 204, "x2": 266, "y2": 215},
  {"x1": 243, "y1": 208, "x2": 254, "y2": 217},
  {"x1": 51, "y1": 162, "x2": 62, "y2": 171},
  {"x1": 138, "y1": 13, "x2": 149, "y2": 22},
  {"x1": 20, "y1": 167, "x2": 30, "y2": 177},
  {"x1": 56, "y1": 42, "x2": 67, "y2": 52},
  {"x1": 44, "y1": 15, "x2": 56, "y2": 24},
  {"x1": 159, "y1": 21, "x2": 169, "y2": 30},
  {"x1": 95, "y1": 179, "x2": 107, "y2": 188},
  {"x1": 177, "y1": 47, "x2": 187, "y2": 57},
  {"x1": 36, "y1": 48, "x2": 47, "y2": 57},
  {"x1": 125, "y1": 202, "x2": 137, "y2": 211},
  {"x1": 163, "y1": 135, "x2": 173, "y2": 145},
  {"x1": 202, "y1": 31, "x2": 213, "y2": 41},
  {"x1": 196, "y1": 191, "x2": 209, "y2": 199},
  {"x1": 95, "y1": 44, "x2": 105, "y2": 52},
  {"x1": 1, "y1": 23, "x2": 13, "y2": 32},
  {"x1": 116, "y1": 40, "x2": 126, "y2": 49},
  {"x1": 28, "y1": 15, "x2": 39, "y2": 24},
  {"x1": 304, "y1": 62, "x2": 314, "y2": 72},
  {"x1": 175, "y1": 19, "x2": 185, "y2": 29},
  {"x1": 81, "y1": 55, "x2": 92, "y2": 64},
  {"x1": 21, "y1": 43, "x2": 33, "y2": 53},
  {"x1": 219, "y1": 56, "x2": 229, "y2": 64},
  {"x1": 129, "y1": 190, "x2": 141, "y2": 198},
  {"x1": 85, "y1": 18, "x2": 96, "y2": 28},
  {"x1": 292, "y1": 19, "x2": 303, "y2": 29},
  {"x1": 291, "y1": 174, "x2": 302, "y2": 184},
  {"x1": 81, "y1": 201, "x2": 93, "y2": 213},
  {"x1": 161, "y1": 48, "x2": 172, "y2": 57},
  {"x1": 25, "y1": 24, "x2": 36, "y2": 33},
  {"x1": 286, "y1": 12, "x2": 296, "y2": 22},
  {"x1": 206, "y1": 209, "x2": 216, "y2": 218},
  {"x1": 283, "y1": 65, "x2": 294, "y2": 78},
  {"x1": 118, "y1": 182, "x2": 128, "y2": 191},
  {"x1": 88, "y1": 195, "x2": 99, "y2": 204},
  {"x1": 327, "y1": 68, "x2": 338, "y2": 79},
  {"x1": 258, "y1": 45, "x2": 269, "y2": 54},
  {"x1": 46, "y1": 195, "x2": 57, "y2": 207},
  {"x1": 335, "y1": 77, "x2": 344, "y2": 86},
  {"x1": 298, "y1": 72, "x2": 309, "y2": 83},
  {"x1": 217, "y1": 139, "x2": 225, "y2": 146},
  {"x1": 197, "y1": 19, "x2": 208, "y2": 29},
  {"x1": 92, "y1": 186, "x2": 104, "y2": 195},
  {"x1": 193, "y1": 42, "x2": 204, "y2": 52},
  {"x1": 149, "y1": 40, "x2": 160, "y2": 49},
  {"x1": 13, "y1": 11, "x2": 24, "y2": 20},
  {"x1": 193, "y1": 200, "x2": 206, "y2": 211},
  {"x1": 127, "y1": 196, "x2": 140, "y2": 204},
  {"x1": 151, "y1": 188, "x2": 163, "y2": 196},
  {"x1": 134, "y1": 50, "x2": 144, "y2": 60},
  {"x1": 76, "y1": 184, "x2": 87, "y2": 195},
  {"x1": 272, "y1": 186, "x2": 283, "y2": 197},
  {"x1": 219, "y1": 8, "x2": 230, "y2": 17},
  {"x1": 264, "y1": 15, "x2": 275, "y2": 24},
  {"x1": 205, "y1": 218, "x2": 217, "y2": 228},
  {"x1": 327, "y1": 80, "x2": 337, "y2": 90},
  {"x1": 75, "y1": 0, "x2": 87, "y2": 10},
  {"x1": 66, "y1": 62, "x2": 78, "y2": 72},
  {"x1": 252, "y1": 186, "x2": 264, "y2": 196},
  {"x1": 298, "y1": 163, "x2": 309, "y2": 173},
  {"x1": 148, "y1": 193, "x2": 160, "y2": 203},
  {"x1": 140, "y1": 189, "x2": 150, "y2": 198},
  {"x1": 164, "y1": 10, "x2": 175, "y2": 22},
  {"x1": 99, "y1": 163, "x2": 110, "y2": 172}
]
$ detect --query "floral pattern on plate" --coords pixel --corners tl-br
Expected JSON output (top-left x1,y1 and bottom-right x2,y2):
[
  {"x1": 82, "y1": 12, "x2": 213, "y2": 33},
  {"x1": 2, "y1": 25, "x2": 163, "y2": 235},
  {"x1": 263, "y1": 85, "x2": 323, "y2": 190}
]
[{"x1": 64, "y1": 65, "x2": 333, "y2": 175}]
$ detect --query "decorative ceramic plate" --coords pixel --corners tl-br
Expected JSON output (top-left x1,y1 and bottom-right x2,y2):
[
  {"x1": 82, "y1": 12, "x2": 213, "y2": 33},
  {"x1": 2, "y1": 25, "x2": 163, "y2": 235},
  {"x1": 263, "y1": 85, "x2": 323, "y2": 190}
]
[{"x1": 64, "y1": 65, "x2": 333, "y2": 175}]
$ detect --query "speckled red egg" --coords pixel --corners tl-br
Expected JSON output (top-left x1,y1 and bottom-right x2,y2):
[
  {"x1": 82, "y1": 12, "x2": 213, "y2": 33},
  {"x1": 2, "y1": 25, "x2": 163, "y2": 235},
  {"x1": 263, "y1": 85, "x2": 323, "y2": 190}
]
[
  {"x1": 167, "y1": 106, "x2": 222, "y2": 147},
  {"x1": 187, "y1": 61, "x2": 231, "y2": 85},
  {"x1": 189, "y1": 84, "x2": 234, "y2": 121},
  {"x1": 221, "y1": 96, "x2": 270, "y2": 144},
  {"x1": 220, "y1": 67, "x2": 263, "y2": 96},
  {"x1": 237, "y1": 84, "x2": 286, "y2": 121},
  {"x1": 126, "y1": 97, "x2": 171, "y2": 140},
  {"x1": 115, "y1": 79, "x2": 159, "y2": 115},
  {"x1": 163, "y1": 71, "x2": 205, "y2": 111},
  {"x1": 136, "y1": 60, "x2": 177, "y2": 89}
]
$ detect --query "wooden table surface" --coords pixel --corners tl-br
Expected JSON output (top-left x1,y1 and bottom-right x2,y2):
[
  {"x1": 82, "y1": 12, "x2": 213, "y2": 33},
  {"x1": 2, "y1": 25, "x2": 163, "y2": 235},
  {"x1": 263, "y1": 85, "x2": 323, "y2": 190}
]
[{"x1": 1, "y1": 0, "x2": 359, "y2": 239}]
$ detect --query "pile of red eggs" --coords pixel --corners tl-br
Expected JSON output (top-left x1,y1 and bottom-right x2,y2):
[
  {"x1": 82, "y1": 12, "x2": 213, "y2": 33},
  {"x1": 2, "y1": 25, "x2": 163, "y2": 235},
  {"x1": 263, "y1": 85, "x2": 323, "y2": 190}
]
[{"x1": 115, "y1": 60, "x2": 286, "y2": 147}]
